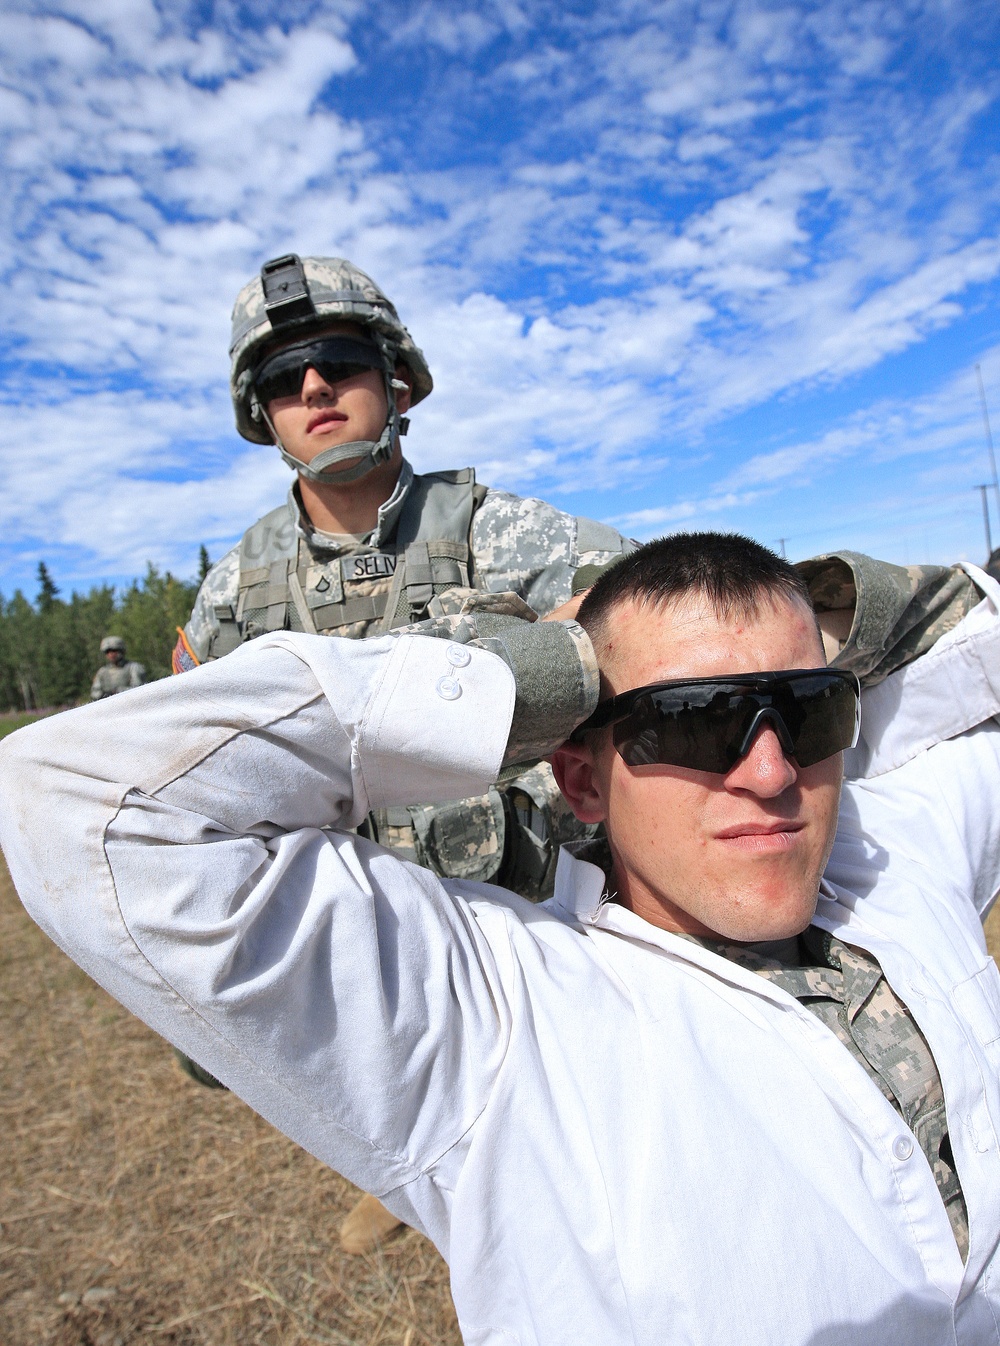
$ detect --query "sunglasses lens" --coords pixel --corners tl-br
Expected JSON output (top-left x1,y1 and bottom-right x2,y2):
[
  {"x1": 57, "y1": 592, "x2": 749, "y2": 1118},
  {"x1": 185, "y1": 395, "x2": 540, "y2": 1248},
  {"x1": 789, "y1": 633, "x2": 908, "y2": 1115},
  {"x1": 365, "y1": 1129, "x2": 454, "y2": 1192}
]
[
  {"x1": 614, "y1": 685, "x2": 748, "y2": 772},
  {"x1": 612, "y1": 673, "x2": 858, "y2": 773},
  {"x1": 775, "y1": 673, "x2": 858, "y2": 767},
  {"x1": 253, "y1": 337, "x2": 382, "y2": 404},
  {"x1": 254, "y1": 362, "x2": 305, "y2": 402},
  {"x1": 257, "y1": 361, "x2": 372, "y2": 403}
]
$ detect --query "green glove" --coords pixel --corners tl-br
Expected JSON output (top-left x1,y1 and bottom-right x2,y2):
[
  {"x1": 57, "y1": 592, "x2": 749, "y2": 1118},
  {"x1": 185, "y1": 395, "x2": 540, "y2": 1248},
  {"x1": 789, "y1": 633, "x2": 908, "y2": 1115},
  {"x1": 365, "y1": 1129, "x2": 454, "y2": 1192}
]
[
  {"x1": 795, "y1": 552, "x2": 981, "y2": 686},
  {"x1": 392, "y1": 589, "x2": 600, "y2": 768}
]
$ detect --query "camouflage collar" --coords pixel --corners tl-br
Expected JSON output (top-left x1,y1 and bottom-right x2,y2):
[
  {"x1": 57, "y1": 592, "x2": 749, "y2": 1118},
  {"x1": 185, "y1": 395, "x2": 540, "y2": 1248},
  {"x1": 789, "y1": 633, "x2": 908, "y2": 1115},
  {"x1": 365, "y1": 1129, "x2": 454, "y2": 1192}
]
[
  {"x1": 673, "y1": 929, "x2": 803, "y2": 970},
  {"x1": 289, "y1": 458, "x2": 416, "y2": 551}
]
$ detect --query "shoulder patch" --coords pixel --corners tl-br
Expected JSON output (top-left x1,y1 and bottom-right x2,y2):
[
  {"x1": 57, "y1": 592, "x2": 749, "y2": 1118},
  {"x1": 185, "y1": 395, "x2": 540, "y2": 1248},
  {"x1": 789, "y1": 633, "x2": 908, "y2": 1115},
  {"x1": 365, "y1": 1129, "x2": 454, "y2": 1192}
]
[{"x1": 172, "y1": 627, "x2": 201, "y2": 674}]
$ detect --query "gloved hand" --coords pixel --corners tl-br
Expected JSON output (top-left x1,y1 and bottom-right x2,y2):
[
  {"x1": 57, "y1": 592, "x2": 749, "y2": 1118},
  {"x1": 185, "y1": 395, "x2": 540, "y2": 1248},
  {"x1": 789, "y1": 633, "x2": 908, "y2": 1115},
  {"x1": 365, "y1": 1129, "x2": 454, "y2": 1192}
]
[
  {"x1": 795, "y1": 552, "x2": 982, "y2": 686},
  {"x1": 392, "y1": 589, "x2": 600, "y2": 769}
]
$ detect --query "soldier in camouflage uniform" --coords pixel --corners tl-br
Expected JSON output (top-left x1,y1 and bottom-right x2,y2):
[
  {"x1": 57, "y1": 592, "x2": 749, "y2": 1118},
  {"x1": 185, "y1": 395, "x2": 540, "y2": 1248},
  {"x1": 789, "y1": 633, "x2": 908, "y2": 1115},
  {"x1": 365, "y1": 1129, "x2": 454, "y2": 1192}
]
[
  {"x1": 90, "y1": 636, "x2": 145, "y2": 700},
  {"x1": 172, "y1": 252, "x2": 633, "y2": 1251}
]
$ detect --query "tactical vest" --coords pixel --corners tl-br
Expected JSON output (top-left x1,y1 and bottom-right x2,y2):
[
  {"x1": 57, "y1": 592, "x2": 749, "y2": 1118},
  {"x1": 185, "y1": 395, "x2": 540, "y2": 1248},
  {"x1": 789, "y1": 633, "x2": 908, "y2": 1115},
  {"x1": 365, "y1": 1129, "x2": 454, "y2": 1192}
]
[
  {"x1": 206, "y1": 467, "x2": 596, "y2": 899},
  {"x1": 210, "y1": 469, "x2": 487, "y2": 656}
]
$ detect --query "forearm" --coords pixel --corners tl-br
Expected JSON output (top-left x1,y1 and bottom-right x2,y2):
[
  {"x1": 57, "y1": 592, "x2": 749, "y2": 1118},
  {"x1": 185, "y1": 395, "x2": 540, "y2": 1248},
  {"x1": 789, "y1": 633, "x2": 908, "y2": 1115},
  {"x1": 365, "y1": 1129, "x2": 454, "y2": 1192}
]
[
  {"x1": 0, "y1": 611, "x2": 595, "y2": 1060},
  {"x1": 1, "y1": 633, "x2": 514, "y2": 923},
  {"x1": 797, "y1": 551, "x2": 983, "y2": 686}
]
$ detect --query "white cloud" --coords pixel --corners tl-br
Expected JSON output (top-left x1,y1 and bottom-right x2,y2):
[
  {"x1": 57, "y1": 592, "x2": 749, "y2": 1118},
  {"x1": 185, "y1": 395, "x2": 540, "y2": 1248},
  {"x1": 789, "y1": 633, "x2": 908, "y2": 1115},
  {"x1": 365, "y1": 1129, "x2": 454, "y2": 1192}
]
[
  {"x1": 1, "y1": 0, "x2": 999, "y2": 588},
  {"x1": 718, "y1": 346, "x2": 1000, "y2": 496}
]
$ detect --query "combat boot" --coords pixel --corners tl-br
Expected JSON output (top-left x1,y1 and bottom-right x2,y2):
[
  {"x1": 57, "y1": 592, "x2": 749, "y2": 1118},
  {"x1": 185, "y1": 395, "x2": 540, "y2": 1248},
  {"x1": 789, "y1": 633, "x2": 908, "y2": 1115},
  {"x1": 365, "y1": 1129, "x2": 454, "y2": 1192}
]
[{"x1": 339, "y1": 1193, "x2": 403, "y2": 1254}]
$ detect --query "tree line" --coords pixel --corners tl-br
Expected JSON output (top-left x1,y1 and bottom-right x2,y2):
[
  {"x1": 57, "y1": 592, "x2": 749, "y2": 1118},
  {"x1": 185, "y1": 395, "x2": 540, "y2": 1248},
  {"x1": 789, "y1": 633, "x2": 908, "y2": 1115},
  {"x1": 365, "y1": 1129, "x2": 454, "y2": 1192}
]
[{"x1": 0, "y1": 549, "x2": 211, "y2": 711}]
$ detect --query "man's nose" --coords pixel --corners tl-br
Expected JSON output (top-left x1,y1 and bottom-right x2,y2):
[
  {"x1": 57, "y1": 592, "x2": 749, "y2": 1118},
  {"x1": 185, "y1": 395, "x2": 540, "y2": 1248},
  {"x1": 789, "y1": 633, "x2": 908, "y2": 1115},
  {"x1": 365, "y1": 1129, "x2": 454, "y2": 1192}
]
[
  {"x1": 301, "y1": 365, "x2": 334, "y2": 402},
  {"x1": 724, "y1": 724, "x2": 797, "y2": 797}
]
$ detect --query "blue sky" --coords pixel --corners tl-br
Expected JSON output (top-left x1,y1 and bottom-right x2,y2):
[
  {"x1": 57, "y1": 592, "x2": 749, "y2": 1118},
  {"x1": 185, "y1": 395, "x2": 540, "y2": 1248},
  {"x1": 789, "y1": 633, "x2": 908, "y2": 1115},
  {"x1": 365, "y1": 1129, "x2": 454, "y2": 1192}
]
[{"x1": 2, "y1": 0, "x2": 999, "y2": 598}]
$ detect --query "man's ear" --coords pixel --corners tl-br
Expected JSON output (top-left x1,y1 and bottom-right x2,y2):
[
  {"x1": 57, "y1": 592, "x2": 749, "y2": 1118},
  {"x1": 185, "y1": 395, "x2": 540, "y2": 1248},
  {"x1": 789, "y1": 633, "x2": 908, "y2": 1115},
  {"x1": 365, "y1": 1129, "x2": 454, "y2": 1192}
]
[{"x1": 550, "y1": 741, "x2": 607, "y2": 824}]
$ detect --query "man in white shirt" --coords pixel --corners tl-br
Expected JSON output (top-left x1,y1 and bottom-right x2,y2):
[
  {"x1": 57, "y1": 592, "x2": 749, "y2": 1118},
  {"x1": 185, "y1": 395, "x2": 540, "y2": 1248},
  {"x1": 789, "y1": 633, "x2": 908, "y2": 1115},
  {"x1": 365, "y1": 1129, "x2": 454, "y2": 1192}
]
[{"x1": 2, "y1": 531, "x2": 1000, "y2": 1345}]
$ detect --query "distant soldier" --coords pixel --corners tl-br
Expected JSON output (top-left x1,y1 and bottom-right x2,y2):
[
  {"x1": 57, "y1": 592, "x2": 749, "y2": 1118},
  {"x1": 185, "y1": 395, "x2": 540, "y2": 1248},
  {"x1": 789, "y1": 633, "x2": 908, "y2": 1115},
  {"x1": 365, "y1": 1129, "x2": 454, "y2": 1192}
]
[
  {"x1": 173, "y1": 252, "x2": 635, "y2": 1252},
  {"x1": 90, "y1": 637, "x2": 145, "y2": 700}
]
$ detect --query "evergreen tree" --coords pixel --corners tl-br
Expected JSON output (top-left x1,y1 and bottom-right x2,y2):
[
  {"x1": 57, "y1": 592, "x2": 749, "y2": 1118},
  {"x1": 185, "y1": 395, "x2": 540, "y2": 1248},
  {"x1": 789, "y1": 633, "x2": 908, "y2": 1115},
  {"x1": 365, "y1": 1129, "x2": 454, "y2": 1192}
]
[
  {"x1": 198, "y1": 545, "x2": 212, "y2": 582},
  {"x1": 118, "y1": 565, "x2": 199, "y2": 682},
  {"x1": 36, "y1": 562, "x2": 59, "y2": 612},
  {"x1": 0, "y1": 560, "x2": 200, "y2": 711},
  {"x1": 3, "y1": 591, "x2": 40, "y2": 709}
]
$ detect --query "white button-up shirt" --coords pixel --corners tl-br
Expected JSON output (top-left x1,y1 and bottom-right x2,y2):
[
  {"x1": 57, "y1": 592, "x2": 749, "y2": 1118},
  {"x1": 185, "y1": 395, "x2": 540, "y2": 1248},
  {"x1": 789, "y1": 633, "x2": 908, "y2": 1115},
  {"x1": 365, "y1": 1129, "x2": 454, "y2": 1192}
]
[{"x1": 3, "y1": 572, "x2": 1000, "y2": 1346}]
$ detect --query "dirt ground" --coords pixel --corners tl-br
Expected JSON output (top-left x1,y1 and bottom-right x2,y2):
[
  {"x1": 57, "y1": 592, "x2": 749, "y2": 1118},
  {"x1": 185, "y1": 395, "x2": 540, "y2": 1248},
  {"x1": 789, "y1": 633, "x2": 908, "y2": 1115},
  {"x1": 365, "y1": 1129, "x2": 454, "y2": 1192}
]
[{"x1": 0, "y1": 857, "x2": 461, "y2": 1346}]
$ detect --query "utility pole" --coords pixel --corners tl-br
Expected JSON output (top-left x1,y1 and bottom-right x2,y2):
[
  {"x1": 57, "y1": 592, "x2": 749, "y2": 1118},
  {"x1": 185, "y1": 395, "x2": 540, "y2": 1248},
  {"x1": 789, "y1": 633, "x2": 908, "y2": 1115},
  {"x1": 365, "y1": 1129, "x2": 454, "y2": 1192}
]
[
  {"x1": 777, "y1": 538, "x2": 787, "y2": 558},
  {"x1": 977, "y1": 484, "x2": 993, "y2": 559},
  {"x1": 976, "y1": 363, "x2": 1000, "y2": 523}
]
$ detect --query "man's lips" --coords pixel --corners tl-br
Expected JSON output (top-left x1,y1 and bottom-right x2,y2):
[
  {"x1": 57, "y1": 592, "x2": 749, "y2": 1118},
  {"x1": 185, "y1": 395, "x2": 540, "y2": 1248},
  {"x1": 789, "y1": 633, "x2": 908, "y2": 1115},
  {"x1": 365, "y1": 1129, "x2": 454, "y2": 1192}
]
[
  {"x1": 714, "y1": 820, "x2": 805, "y2": 853},
  {"x1": 307, "y1": 409, "x2": 349, "y2": 434},
  {"x1": 715, "y1": 820, "x2": 804, "y2": 839}
]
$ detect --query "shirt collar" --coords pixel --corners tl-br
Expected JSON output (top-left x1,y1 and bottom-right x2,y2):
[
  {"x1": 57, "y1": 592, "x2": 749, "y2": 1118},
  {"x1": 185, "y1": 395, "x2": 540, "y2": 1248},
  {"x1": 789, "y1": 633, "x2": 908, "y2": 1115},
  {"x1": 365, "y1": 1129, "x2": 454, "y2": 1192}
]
[
  {"x1": 549, "y1": 844, "x2": 857, "y2": 1005},
  {"x1": 551, "y1": 845, "x2": 609, "y2": 923},
  {"x1": 289, "y1": 458, "x2": 415, "y2": 551}
]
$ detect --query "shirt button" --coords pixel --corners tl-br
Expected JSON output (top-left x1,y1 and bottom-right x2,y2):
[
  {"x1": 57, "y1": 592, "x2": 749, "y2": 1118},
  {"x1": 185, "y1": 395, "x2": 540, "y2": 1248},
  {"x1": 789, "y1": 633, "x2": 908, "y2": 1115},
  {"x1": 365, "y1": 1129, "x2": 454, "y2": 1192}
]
[
  {"x1": 436, "y1": 675, "x2": 462, "y2": 701},
  {"x1": 446, "y1": 643, "x2": 472, "y2": 667},
  {"x1": 892, "y1": 1135, "x2": 914, "y2": 1161}
]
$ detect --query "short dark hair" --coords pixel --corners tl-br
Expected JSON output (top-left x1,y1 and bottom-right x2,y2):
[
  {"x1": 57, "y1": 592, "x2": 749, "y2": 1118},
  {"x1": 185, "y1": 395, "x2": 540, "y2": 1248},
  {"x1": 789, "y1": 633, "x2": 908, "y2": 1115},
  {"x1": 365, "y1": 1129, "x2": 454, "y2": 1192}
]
[{"x1": 577, "y1": 532, "x2": 812, "y2": 644}]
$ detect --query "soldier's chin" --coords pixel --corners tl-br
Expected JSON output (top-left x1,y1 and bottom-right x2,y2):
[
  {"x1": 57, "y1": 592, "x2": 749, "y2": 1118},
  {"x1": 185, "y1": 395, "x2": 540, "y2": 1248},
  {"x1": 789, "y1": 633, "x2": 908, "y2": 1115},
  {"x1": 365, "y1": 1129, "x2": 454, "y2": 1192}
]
[{"x1": 714, "y1": 882, "x2": 819, "y2": 944}]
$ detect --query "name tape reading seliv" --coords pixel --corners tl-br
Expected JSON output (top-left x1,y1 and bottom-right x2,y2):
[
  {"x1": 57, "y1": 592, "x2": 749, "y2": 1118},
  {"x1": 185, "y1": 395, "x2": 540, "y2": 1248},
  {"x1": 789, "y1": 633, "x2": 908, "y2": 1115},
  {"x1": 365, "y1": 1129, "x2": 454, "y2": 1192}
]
[{"x1": 341, "y1": 553, "x2": 398, "y2": 582}]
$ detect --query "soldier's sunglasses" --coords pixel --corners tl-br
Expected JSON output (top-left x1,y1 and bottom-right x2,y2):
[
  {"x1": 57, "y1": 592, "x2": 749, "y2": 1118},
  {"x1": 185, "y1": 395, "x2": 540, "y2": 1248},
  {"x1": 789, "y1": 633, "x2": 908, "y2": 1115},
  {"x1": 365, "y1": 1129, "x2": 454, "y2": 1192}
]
[
  {"x1": 252, "y1": 336, "x2": 384, "y2": 404},
  {"x1": 576, "y1": 668, "x2": 860, "y2": 774}
]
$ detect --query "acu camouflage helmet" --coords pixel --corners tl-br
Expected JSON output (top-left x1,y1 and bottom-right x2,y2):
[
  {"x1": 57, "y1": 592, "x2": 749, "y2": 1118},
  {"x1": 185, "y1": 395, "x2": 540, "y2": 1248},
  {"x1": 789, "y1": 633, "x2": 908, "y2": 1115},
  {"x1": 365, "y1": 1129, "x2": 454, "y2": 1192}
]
[
  {"x1": 229, "y1": 255, "x2": 433, "y2": 483},
  {"x1": 100, "y1": 636, "x2": 126, "y2": 653}
]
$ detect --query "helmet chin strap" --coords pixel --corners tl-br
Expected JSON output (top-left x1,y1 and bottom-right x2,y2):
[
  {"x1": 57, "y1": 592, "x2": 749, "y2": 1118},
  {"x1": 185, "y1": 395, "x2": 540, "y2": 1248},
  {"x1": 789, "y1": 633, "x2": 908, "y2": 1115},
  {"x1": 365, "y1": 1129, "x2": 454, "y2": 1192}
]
[
  {"x1": 253, "y1": 357, "x2": 404, "y2": 486},
  {"x1": 263, "y1": 405, "x2": 396, "y2": 484}
]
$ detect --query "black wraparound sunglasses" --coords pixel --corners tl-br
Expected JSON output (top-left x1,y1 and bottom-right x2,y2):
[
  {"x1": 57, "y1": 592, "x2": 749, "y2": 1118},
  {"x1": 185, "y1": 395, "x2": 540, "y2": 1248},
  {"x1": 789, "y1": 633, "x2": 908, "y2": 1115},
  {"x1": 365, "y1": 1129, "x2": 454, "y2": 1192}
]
[
  {"x1": 574, "y1": 668, "x2": 860, "y2": 774},
  {"x1": 252, "y1": 335, "x2": 384, "y2": 404}
]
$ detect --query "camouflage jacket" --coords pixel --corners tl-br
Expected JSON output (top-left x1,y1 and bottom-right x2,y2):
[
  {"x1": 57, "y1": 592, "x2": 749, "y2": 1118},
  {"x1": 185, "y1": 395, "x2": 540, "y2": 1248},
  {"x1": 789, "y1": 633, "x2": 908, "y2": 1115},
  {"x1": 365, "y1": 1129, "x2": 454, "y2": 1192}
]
[
  {"x1": 690, "y1": 926, "x2": 969, "y2": 1260},
  {"x1": 176, "y1": 461, "x2": 632, "y2": 900},
  {"x1": 181, "y1": 460, "x2": 631, "y2": 663},
  {"x1": 795, "y1": 551, "x2": 982, "y2": 686},
  {"x1": 90, "y1": 661, "x2": 145, "y2": 700}
]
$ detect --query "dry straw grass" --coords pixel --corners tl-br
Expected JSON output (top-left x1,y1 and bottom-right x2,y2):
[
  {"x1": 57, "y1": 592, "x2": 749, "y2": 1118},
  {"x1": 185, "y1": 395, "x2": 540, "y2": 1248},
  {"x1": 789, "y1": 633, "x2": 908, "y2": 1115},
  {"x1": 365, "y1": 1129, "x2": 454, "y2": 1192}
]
[{"x1": 0, "y1": 858, "x2": 461, "y2": 1346}]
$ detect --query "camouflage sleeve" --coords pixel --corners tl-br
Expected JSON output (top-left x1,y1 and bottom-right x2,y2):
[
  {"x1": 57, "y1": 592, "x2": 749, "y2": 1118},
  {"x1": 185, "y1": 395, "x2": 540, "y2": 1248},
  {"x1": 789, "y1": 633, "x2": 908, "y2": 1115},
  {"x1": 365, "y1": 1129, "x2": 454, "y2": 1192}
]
[
  {"x1": 392, "y1": 588, "x2": 600, "y2": 768},
  {"x1": 794, "y1": 551, "x2": 982, "y2": 687},
  {"x1": 90, "y1": 670, "x2": 105, "y2": 701},
  {"x1": 129, "y1": 663, "x2": 146, "y2": 688},
  {"x1": 470, "y1": 488, "x2": 634, "y2": 616},
  {"x1": 179, "y1": 545, "x2": 241, "y2": 665}
]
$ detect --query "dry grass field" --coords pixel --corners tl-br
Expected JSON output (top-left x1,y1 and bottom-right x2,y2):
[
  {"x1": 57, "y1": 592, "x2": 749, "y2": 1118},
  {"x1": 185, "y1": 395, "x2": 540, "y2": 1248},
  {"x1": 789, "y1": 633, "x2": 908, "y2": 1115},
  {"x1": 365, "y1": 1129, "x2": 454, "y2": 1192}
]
[
  {"x1": 5, "y1": 847, "x2": 1000, "y2": 1346},
  {"x1": 0, "y1": 856, "x2": 461, "y2": 1346}
]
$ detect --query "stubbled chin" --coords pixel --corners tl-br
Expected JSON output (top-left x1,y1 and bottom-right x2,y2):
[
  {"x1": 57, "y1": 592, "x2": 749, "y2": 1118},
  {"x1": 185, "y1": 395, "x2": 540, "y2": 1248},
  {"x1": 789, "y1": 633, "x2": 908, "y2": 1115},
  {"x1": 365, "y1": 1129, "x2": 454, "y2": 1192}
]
[{"x1": 718, "y1": 882, "x2": 820, "y2": 942}]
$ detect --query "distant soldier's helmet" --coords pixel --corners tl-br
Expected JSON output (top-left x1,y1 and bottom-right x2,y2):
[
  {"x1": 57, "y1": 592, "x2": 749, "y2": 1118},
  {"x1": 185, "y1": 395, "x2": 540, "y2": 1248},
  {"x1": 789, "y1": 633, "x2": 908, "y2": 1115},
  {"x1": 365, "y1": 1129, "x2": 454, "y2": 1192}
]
[
  {"x1": 100, "y1": 636, "x2": 126, "y2": 653},
  {"x1": 229, "y1": 255, "x2": 433, "y2": 485}
]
